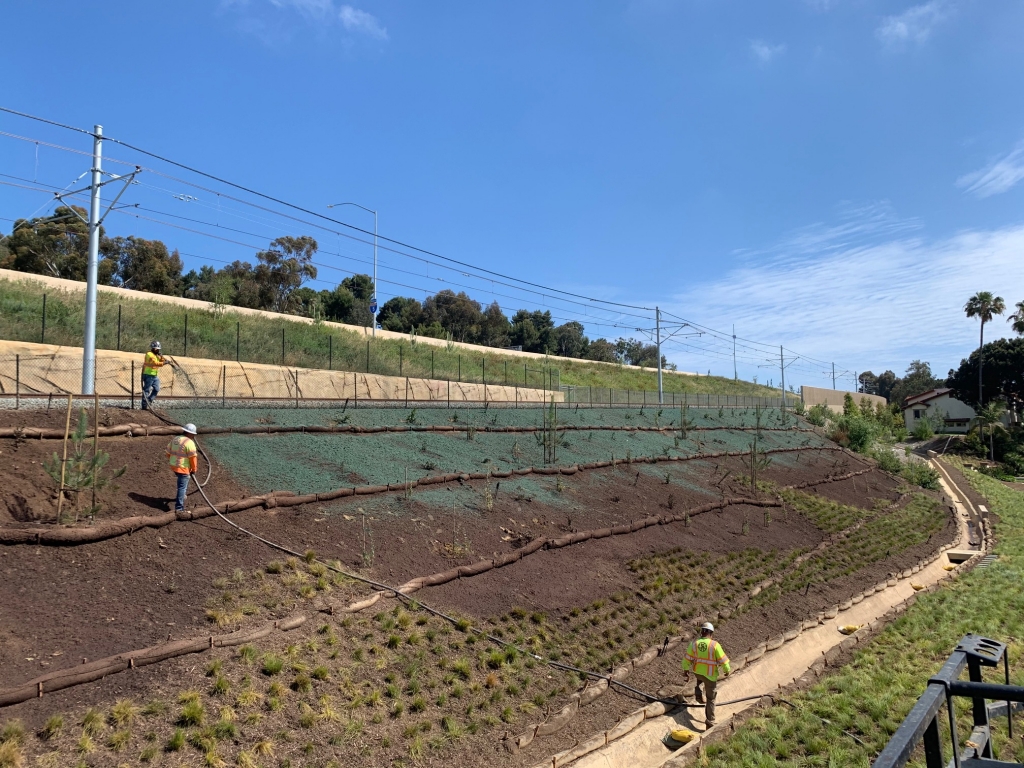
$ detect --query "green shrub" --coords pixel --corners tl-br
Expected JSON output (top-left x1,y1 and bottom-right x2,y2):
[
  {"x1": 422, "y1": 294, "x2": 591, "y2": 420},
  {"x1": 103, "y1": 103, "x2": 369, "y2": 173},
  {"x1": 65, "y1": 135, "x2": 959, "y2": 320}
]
[
  {"x1": 900, "y1": 461, "x2": 940, "y2": 490},
  {"x1": 870, "y1": 448, "x2": 902, "y2": 474},
  {"x1": 912, "y1": 416, "x2": 935, "y2": 440},
  {"x1": 805, "y1": 403, "x2": 831, "y2": 427},
  {"x1": 262, "y1": 655, "x2": 284, "y2": 676}
]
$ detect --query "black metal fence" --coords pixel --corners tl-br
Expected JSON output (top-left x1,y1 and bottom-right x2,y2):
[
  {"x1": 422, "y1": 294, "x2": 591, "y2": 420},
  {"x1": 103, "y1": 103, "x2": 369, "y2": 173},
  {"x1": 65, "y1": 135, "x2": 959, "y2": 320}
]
[{"x1": 874, "y1": 634, "x2": 1019, "y2": 768}]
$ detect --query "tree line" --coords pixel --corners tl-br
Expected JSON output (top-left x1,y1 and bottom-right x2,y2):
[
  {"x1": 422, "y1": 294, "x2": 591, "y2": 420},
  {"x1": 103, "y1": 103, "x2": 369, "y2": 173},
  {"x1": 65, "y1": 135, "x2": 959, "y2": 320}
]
[
  {"x1": 858, "y1": 291, "x2": 1024, "y2": 410},
  {"x1": 0, "y1": 207, "x2": 675, "y2": 369}
]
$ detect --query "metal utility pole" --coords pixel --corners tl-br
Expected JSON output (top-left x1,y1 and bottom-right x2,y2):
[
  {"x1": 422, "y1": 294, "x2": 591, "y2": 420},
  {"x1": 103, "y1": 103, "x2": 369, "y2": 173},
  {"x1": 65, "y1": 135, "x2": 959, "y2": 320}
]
[
  {"x1": 732, "y1": 324, "x2": 737, "y2": 381},
  {"x1": 779, "y1": 345, "x2": 786, "y2": 415},
  {"x1": 832, "y1": 362, "x2": 836, "y2": 390},
  {"x1": 82, "y1": 125, "x2": 103, "y2": 394},
  {"x1": 327, "y1": 201, "x2": 378, "y2": 336},
  {"x1": 656, "y1": 306, "x2": 663, "y2": 405}
]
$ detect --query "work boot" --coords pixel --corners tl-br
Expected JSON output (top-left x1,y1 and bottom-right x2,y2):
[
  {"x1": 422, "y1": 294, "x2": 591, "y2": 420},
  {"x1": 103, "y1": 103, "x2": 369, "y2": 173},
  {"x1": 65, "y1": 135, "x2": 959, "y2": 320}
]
[{"x1": 694, "y1": 687, "x2": 704, "y2": 705}]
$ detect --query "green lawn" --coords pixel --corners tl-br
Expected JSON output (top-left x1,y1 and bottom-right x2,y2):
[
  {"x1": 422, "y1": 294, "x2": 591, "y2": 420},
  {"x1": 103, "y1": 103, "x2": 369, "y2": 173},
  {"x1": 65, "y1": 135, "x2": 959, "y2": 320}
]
[
  {"x1": 0, "y1": 276, "x2": 787, "y2": 398},
  {"x1": 700, "y1": 460, "x2": 1024, "y2": 767}
]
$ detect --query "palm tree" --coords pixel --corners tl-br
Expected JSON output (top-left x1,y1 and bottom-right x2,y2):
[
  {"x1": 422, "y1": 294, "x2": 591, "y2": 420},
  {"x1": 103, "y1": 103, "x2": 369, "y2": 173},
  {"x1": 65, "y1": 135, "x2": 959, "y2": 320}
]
[
  {"x1": 1009, "y1": 300, "x2": 1024, "y2": 336},
  {"x1": 964, "y1": 291, "x2": 1005, "y2": 405},
  {"x1": 971, "y1": 400, "x2": 1007, "y2": 462}
]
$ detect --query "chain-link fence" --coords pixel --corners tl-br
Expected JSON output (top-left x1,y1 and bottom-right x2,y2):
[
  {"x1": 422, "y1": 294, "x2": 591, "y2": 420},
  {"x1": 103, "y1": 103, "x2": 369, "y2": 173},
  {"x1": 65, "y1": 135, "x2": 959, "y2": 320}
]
[
  {"x1": 560, "y1": 385, "x2": 793, "y2": 409},
  {"x1": 0, "y1": 351, "x2": 798, "y2": 411}
]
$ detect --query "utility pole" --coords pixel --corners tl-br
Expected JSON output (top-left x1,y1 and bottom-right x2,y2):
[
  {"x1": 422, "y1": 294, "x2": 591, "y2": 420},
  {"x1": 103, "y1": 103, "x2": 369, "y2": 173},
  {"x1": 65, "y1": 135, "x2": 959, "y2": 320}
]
[
  {"x1": 832, "y1": 362, "x2": 836, "y2": 390},
  {"x1": 732, "y1": 325, "x2": 737, "y2": 381},
  {"x1": 779, "y1": 345, "x2": 786, "y2": 415},
  {"x1": 372, "y1": 211, "x2": 378, "y2": 337},
  {"x1": 82, "y1": 125, "x2": 103, "y2": 395},
  {"x1": 656, "y1": 306, "x2": 663, "y2": 405}
]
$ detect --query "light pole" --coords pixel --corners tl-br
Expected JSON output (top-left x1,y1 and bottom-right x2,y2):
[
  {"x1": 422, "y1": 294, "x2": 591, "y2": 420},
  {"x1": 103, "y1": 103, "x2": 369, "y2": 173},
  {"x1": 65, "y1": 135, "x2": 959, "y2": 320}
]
[{"x1": 327, "y1": 201, "x2": 378, "y2": 336}]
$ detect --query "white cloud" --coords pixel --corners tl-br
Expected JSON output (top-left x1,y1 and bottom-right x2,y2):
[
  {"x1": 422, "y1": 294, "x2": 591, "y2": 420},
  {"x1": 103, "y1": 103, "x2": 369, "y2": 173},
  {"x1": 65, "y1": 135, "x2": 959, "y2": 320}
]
[
  {"x1": 339, "y1": 4, "x2": 388, "y2": 39},
  {"x1": 665, "y1": 206, "x2": 1024, "y2": 383},
  {"x1": 876, "y1": 1, "x2": 950, "y2": 47},
  {"x1": 957, "y1": 142, "x2": 1024, "y2": 198},
  {"x1": 750, "y1": 40, "x2": 786, "y2": 64},
  {"x1": 223, "y1": 0, "x2": 387, "y2": 42}
]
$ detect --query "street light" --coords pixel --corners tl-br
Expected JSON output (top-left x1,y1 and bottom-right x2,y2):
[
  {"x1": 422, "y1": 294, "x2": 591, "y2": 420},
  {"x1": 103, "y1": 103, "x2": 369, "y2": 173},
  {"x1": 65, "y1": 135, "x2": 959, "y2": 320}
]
[{"x1": 327, "y1": 201, "x2": 378, "y2": 336}]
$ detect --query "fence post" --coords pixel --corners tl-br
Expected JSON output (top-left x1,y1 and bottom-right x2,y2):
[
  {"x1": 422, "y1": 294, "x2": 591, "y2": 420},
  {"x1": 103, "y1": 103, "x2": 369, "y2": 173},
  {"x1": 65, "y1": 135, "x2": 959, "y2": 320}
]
[
  {"x1": 405, "y1": 377, "x2": 409, "y2": 408},
  {"x1": 222, "y1": 365, "x2": 227, "y2": 407},
  {"x1": 236, "y1": 322, "x2": 240, "y2": 362},
  {"x1": 294, "y1": 370, "x2": 299, "y2": 409},
  {"x1": 184, "y1": 313, "x2": 188, "y2": 357},
  {"x1": 131, "y1": 360, "x2": 135, "y2": 409},
  {"x1": 328, "y1": 335, "x2": 332, "y2": 370},
  {"x1": 15, "y1": 354, "x2": 20, "y2": 410},
  {"x1": 41, "y1": 293, "x2": 46, "y2": 343},
  {"x1": 116, "y1": 304, "x2": 122, "y2": 351},
  {"x1": 447, "y1": 378, "x2": 450, "y2": 408},
  {"x1": 281, "y1": 328, "x2": 285, "y2": 366}
]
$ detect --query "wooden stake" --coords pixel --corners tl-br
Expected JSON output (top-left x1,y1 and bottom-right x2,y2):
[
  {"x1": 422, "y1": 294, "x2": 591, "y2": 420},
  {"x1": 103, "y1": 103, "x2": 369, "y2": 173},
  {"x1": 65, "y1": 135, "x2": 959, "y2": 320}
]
[{"x1": 56, "y1": 394, "x2": 73, "y2": 522}]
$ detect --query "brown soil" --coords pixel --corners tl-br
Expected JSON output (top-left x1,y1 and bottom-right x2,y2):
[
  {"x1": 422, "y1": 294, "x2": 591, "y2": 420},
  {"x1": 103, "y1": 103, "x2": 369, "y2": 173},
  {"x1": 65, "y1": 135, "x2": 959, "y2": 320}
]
[
  {"x1": 0, "y1": 449, "x2": 867, "y2": 689},
  {"x1": 0, "y1": 406, "x2": 947, "y2": 768}
]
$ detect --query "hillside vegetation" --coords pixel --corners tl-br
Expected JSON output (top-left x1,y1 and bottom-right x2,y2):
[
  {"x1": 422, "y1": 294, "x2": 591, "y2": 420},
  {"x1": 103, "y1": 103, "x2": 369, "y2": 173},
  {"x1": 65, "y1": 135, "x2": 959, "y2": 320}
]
[
  {"x1": 0, "y1": 277, "x2": 784, "y2": 397},
  {"x1": 703, "y1": 460, "x2": 1024, "y2": 767}
]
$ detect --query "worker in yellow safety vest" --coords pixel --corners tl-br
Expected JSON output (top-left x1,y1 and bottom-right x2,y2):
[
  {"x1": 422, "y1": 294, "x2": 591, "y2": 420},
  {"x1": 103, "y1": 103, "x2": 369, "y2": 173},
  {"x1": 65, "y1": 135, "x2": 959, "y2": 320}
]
[
  {"x1": 166, "y1": 424, "x2": 198, "y2": 512},
  {"x1": 141, "y1": 341, "x2": 167, "y2": 410},
  {"x1": 681, "y1": 622, "x2": 731, "y2": 727}
]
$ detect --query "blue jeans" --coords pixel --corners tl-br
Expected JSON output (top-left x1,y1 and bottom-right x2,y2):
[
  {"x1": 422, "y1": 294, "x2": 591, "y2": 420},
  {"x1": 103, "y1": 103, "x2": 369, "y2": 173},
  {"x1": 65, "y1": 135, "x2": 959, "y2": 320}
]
[
  {"x1": 175, "y1": 472, "x2": 191, "y2": 511},
  {"x1": 141, "y1": 374, "x2": 160, "y2": 408}
]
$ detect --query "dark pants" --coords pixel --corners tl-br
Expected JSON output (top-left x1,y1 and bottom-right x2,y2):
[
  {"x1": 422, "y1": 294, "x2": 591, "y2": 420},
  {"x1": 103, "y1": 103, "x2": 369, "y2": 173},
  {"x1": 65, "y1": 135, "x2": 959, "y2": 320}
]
[
  {"x1": 694, "y1": 674, "x2": 718, "y2": 724},
  {"x1": 174, "y1": 472, "x2": 190, "y2": 511},
  {"x1": 141, "y1": 374, "x2": 160, "y2": 409}
]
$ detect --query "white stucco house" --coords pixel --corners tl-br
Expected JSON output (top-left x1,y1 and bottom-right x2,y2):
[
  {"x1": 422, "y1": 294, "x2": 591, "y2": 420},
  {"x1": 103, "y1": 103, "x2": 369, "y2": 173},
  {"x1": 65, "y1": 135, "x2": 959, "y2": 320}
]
[{"x1": 902, "y1": 388, "x2": 976, "y2": 434}]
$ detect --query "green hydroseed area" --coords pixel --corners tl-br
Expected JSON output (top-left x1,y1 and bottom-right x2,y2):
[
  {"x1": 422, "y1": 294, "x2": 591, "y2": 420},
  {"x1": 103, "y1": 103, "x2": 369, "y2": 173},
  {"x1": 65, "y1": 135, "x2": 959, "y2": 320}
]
[
  {"x1": 175, "y1": 405, "x2": 803, "y2": 432},
  {"x1": 202, "y1": 420, "x2": 831, "y2": 498},
  {"x1": 702, "y1": 462, "x2": 1024, "y2": 767}
]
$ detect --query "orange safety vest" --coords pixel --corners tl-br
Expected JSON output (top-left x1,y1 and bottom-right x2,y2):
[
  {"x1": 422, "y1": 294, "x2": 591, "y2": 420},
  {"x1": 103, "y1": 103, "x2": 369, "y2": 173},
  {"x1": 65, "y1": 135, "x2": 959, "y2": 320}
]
[
  {"x1": 143, "y1": 351, "x2": 165, "y2": 376},
  {"x1": 681, "y1": 637, "x2": 731, "y2": 682},
  {"x1": 166, "y1": 435, "x2": 198, "y2": 475}
]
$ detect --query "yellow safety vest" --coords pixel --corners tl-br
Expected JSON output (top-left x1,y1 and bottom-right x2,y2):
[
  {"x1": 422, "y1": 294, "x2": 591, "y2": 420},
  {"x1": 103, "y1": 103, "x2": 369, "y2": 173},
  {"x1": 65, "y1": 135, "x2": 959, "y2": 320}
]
[
  {"x1": 682, "y1": 638, "x2": 731, "y2": 681},
  {"x1": 143, "y1": 351, "x2": 165, "y2": 377},
  {"x1": 167, "y1": 435, "x2": 197, "y2": 474}
]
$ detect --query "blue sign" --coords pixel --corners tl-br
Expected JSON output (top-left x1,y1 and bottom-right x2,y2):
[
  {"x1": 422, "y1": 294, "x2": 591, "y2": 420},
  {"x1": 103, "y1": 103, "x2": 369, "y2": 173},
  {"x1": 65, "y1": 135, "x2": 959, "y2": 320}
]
[{"x1": 369, "y1": 301, "x2": 378, "y2": 314}]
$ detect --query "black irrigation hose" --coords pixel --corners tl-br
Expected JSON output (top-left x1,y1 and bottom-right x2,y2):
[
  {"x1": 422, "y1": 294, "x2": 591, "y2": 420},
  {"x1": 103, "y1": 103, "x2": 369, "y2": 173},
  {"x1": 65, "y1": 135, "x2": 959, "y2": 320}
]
[
  {"x1": 190, "y1": 476, "x2": 682, "y2": 707},
  {"x1": 192, "y1": 478, "x2": 875, "y2": 751}
]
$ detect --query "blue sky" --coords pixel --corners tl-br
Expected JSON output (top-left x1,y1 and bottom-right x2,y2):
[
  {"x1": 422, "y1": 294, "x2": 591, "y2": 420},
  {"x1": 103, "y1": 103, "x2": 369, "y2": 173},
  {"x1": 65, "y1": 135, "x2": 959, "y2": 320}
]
[{"x1": 2, "y1": 0, "x2": 1023, "y2": 390}]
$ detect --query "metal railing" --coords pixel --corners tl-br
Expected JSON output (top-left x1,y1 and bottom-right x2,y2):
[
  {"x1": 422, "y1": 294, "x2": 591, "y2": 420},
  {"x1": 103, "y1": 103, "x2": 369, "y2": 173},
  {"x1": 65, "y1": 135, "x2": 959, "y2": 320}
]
[{"x1": 875, "y1": 634, "x2": 1020, "y2": 768}]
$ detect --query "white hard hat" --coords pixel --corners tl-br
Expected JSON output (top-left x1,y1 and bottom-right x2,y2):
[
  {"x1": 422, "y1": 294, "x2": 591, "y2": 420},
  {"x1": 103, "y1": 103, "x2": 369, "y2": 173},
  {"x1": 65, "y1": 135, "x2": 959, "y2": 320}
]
[
  {"x1": 700, "y1": 622, "x2": 715, "y2": 633},
  {"x1": 182, "y1": 423, "x2": 197, "y2": 435},
  {"x1": 151, "y1": 340, "x2": 161, "y2": 349}
]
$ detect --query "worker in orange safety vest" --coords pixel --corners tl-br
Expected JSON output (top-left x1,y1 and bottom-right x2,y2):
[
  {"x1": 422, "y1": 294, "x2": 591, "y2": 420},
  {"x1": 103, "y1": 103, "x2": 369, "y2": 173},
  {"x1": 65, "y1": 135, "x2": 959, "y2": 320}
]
[
  {"x1": 166, "y1": 423, "x2": 198, "y2": 512},
  {"x1": 681, "y1": 622, "x2": 731, "y2": 727}
]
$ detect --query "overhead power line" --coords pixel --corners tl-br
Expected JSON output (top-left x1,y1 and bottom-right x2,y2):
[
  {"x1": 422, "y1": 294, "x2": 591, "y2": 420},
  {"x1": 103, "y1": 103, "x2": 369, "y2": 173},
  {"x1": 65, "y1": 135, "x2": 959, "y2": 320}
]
[{"x1": 0, "y1": 106, "x2": 856, "y2": 386}]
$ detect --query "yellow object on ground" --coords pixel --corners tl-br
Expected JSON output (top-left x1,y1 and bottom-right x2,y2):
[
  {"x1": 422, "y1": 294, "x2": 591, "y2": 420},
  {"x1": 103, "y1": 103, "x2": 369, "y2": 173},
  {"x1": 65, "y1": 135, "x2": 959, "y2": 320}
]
[
  {"x1": 943, "y1": 565, "x2": 956, "y2": 571},
  {"x1": 839, "y1": 625, "x2": 861, "y2": 635},
  {"x1": 669, "y1": 728, "x2": 695, "y2": 744},
  {"x1": 911, "y1": 583, "x2": 925, "y2": 591}
]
